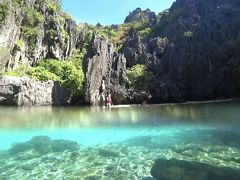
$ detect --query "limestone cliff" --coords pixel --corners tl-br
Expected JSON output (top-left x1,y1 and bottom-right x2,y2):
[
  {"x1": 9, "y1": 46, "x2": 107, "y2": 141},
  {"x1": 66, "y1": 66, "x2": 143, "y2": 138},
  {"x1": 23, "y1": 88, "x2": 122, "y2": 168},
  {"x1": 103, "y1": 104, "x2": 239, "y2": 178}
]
[
  {"x1": 0, "y1": 0, "x2": 79, "y2": 71},
  {"x1": 121, "y1": 0, "x2": 240, "y2": 103},
  {"x1": 1, "y1": 0, "x2": 240, "y2": 106},
  {"x1": 83, "y1": 33, "x2": 127, "y2": 105}
]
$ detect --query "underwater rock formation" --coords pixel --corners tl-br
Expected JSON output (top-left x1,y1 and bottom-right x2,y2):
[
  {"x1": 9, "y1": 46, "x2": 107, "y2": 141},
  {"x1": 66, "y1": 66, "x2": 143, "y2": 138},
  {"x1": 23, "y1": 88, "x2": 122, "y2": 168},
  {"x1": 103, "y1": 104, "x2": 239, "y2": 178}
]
[
  {"x1": 9, "y1": 136, "x2": 79, "y2": 155},
  {"x1": 0, "y1": 75, "x2": 69, "y2": 106},
  {"x1": 151, "y1": 158, "x2": 240, "y2": 180}
]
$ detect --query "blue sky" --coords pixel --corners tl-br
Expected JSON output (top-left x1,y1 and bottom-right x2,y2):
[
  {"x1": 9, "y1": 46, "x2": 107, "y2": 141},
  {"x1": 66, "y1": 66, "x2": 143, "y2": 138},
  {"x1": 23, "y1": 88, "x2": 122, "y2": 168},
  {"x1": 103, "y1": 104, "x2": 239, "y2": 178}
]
[{"x1": 62, "y1": 0, "x2": 176, "y2": 25}]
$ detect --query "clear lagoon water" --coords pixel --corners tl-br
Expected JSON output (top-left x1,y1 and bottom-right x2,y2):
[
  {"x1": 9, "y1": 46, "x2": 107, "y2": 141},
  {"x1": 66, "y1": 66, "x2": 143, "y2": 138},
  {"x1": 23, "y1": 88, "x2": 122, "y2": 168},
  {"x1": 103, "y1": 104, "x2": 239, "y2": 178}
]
[{"x1": 0, "y1": 100, "x2": 240, "y2": 179}]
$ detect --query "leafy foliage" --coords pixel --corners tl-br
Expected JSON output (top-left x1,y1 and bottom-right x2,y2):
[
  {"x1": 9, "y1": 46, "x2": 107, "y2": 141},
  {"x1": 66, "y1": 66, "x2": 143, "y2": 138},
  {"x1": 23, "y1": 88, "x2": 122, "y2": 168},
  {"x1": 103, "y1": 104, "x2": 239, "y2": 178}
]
[
  {"x1": 21, "y1": 27, "x2": 39, "y2": 53},
  {"x1": 27, "y1": 66, "x2": 60, "y2": 82},
  {"x1": 160, "y1": 8, "x2": 187, "y2": 26},
  {"x1": 46, "y1": 0, "x2": 60, "y2": 13},
  {"x1": 138, "y1": 28, "x2": 151, "y2": 39},
  {"x1": 12, "y1": 0, "x2": 21, "y2": 7},
  {"x1": 4, "y1": 65, "x2": 28, "y2": 77},
  {"x1": 127, "y1": 64, "x2": 153, "y2": 89},
  {"x1": 149, "y1": 8, "x2": 187, "y2": 37},
  {"x1": 60, "y1": 17, "x2": 69, "y2": 44},
  {"x1": 29, "y1": 59, "x2": 85, "y2": 99},
  {"x1": 4, "y1": 49, "x2": 85, "y2": 102},
  {"x1": 217, "y1": 4, "x2": 236, "y2": 15},
  {"x1": 0, "y1": 1, "x2": 9, "y2": 25},
  {"x1": 20, "y1": 6, "x2": 44, "y2": 54},
  {"x1": 23, "y1": 7, "x2": 44, "y2": 27},
  {"x1": 184, "y1": 31, "x2": 194, "y2": 37},
  {"x1": 0, "y1": 48, "x2": 10, "y2": 72},
  {"x1": 15, "y1": 39, "x2": 25, "y2": 50}
]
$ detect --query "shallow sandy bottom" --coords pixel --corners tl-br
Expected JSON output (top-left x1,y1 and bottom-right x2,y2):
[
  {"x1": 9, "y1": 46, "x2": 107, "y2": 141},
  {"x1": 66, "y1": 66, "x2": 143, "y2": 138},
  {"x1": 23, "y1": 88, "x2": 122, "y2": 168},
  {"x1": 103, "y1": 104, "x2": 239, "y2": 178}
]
[{"x1": 1, "y1": 135, "x2": 240, "y2": 180}]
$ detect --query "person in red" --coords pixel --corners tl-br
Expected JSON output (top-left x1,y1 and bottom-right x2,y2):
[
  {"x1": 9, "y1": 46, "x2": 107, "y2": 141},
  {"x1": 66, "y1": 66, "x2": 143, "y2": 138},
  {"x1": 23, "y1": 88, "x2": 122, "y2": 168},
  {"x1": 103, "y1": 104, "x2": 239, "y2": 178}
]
[{"x1": 105, "y1": 94, "x2": 113, "y2": 107}]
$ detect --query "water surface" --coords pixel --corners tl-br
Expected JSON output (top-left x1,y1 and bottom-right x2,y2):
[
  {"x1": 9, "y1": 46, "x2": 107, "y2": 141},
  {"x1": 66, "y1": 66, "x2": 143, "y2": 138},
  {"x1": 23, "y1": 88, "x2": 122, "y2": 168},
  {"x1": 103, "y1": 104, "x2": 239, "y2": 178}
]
[{"x1": 0, "y1": 100, "x2": 240, "y2": 179}]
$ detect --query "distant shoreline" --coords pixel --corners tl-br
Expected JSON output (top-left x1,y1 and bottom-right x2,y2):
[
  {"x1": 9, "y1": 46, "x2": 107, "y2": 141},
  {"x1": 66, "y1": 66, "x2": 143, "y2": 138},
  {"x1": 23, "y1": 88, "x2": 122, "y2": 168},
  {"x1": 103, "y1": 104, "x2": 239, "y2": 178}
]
[
  {"x1": 110, "y1": 98, "x2": 240, "y2": 108},
  {"x1": 0, "y1": 98, "x2": 239, "y2": 108}
]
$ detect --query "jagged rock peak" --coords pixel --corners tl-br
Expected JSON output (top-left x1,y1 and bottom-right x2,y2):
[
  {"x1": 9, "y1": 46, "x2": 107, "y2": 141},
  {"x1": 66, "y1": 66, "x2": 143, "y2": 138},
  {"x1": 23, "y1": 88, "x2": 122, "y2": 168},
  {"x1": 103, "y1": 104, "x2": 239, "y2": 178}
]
[{"x1": 124, "y1": 7, "x2": 157, "y2": 27}]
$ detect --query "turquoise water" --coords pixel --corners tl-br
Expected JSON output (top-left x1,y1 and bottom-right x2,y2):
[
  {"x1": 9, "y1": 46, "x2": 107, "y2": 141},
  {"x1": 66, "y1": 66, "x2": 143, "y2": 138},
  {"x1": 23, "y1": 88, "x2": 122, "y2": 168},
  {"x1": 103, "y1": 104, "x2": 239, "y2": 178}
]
[{"x1": 0, "y1": 101, "x2": 240, "y2": 179}]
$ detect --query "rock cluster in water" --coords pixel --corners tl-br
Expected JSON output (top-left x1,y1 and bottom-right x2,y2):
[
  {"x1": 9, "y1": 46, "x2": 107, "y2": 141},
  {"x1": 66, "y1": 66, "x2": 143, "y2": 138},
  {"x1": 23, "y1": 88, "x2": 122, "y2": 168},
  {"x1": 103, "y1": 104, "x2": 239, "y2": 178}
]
[
  {"x1": 0, "y1": 75, "x2": 69, "y2": 106},
  {"x1": 1, "y1": 135, "x2": 240, "y2": 179}
]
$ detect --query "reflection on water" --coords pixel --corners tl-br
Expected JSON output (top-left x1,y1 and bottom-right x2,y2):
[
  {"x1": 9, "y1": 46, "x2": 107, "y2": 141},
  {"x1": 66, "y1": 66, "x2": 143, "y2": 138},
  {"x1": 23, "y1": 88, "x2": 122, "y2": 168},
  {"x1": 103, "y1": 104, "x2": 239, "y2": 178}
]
[
  {"x1": 0, "y1": 100, "x2": 240, "y2": 179},
  {"x1": 0, "y1": 100, "x2": 240, "y2": 129}
]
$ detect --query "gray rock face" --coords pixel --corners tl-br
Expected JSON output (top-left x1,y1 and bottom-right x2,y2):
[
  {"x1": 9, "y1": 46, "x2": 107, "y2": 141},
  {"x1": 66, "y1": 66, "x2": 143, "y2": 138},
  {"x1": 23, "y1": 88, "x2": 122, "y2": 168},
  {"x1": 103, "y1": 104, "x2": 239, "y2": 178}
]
[
  {"x1": 0, "y1": 0, "x2": 80, "y2": 70},
  {"x1": 0, "y1": 75, "x2": 69, "y2": 106},
  {"x1": 83, "y1": 33, "x2": 127, "y2": 105},
  {"x1": 121, "y1": 0, "x2": 240, "y2": 103},
  {"x1": 124, "y1": 8, "x2": 157, "y2": 27}
]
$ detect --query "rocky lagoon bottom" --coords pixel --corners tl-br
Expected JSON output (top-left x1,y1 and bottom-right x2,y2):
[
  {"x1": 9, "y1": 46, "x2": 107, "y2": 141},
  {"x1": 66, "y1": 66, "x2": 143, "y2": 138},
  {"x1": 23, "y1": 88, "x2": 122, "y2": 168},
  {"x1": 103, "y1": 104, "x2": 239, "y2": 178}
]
[{"x1": 0, "y1": 101, "x2": 240, "y2": 180}]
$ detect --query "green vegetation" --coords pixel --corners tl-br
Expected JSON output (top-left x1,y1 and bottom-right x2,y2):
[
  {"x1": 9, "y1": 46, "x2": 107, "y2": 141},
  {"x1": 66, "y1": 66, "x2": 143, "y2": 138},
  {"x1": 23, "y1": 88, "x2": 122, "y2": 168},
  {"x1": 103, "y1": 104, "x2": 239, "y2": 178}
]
[
  {"x1": 0, "y1": 48, "x2": 10, "y2": 72},
  {"x1": 0, "y1": 1, "x2": 9, "y2": 25},
  {"x1": 20, "y1": 5, "x2": 45, "y2": 54},
  {"x1": 149, "y1": 8, "x2": 187, "y2": 37},
  {"x1": 138, "y1": 28, "x2": 151, "y2": 39},
  {"x1": 94, "y1": 21, "x2": 149, "y2": 50},
  {"x1": 29, "y1": 59, "x2": 84, "y2": 100},
  {"x1": 61, "y1": 12, "x2": 72, "y2": 20},
  {"x1": 21, "y1": 27, "x2": 40, "y2": 53},
  {"x1": 217, "y1": 4, "x2": 236, "y2": 14},
  {"x1": 5, "y1": 49, "x2": 85, "y2": 102},
  {"x1": 78, "y1": 23, "x2": 95, "y2": 56},
  {"x1": 15, "y1": 39, "x2": 25, "y2": 50},
  {"x1": 93, "y1": 25, "x2": 123, "y2": 49},
  {"x1": 160, "y1": 8, "x2": 187, "y2": 26},
  {"x1": 46, "y1": 0, "x2": 61, "y2": 13},
  {"x1": 126, "y1": 18, "x2": 152, "y2": 40},
  {"x1": 60, "y1": 17, "x2": 69, "y2": 44},
  {"x1": 4, "y1": 65, "x2": 27, "y2": 77},
  {"x1": 79, "y1": 17, "x2": 152, "y2": 51},
  {"x1": 127, "y1": 64, "x2": 153, "y2": 89},
  {"x1": 47, "y1": 28, "x2": 58, "y2": 39},
  {"x1": 184, "y1": 31, "x2": 193, "y2": 38},
  {"x1": 27, "y1": 66, "x2": 60, "y2": 82},
  {"x1": 12, "y1": 0, "x2": 21, "y2": 7},
  {"x1": 24, "y1": 7, "x2": 44, "y2": 27},
  {"x1": 19, "y1": 0, "x2": 64, "y2": 54}
]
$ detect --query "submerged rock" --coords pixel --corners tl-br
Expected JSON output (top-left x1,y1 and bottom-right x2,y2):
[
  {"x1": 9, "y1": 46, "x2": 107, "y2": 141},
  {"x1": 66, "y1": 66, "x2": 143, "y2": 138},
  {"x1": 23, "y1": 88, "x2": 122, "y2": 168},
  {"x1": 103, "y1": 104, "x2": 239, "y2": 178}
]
[
  {"x1": 51, "y1": 139, "x2": 79, "y2": 152},
  {"x1": 0, "y1": 75, "x2": 69, "y2": 106},
  {"x1": 98, "y1": 149, "x2": 119, "y2": 157},
  {"x1": 151, "y1": 158, "x2": 240, "y2": 180},
  {"x1": 9, "y1": 142, "x2": 31, "y2": 155},
  {"x1": 8, "y1": 136, "x2": 80, "y2": 155}
]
